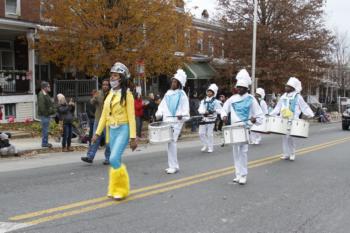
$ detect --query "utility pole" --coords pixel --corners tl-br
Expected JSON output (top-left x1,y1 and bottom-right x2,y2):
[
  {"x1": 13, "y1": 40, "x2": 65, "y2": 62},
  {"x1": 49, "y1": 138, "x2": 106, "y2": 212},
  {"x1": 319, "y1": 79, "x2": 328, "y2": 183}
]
[{"x1": 251, "y1": 0, "x2": 258, "y2": 95}]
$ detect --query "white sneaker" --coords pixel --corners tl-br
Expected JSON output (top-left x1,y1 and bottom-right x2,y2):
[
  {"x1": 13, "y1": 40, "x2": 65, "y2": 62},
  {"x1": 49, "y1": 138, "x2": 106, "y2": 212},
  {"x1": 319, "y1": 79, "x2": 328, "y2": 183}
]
[
  {"x1": 239, "y1": 176, "x2": 247, "y2": 185},
  {"x1": 201, "y1": 146, "x2": 207, "y2": 152},
  {"x1": 289, "y1": 154, "x2": 295, "y2": 161},
  {"x1": 165, "y1": 168, "x2": 178, "y2": 174},
  {"x1": 233, "y1": 176, "x2": 240, "y2": 183},
  {"x1": 207, "y1": 148, "x2": 213, "y2": 153},
  {"x1": 113, "y1": 195, "x2": 123, "y2": 201},
  {"x1": 280, "y1": 155, "x2": 289, "y2": 160}
]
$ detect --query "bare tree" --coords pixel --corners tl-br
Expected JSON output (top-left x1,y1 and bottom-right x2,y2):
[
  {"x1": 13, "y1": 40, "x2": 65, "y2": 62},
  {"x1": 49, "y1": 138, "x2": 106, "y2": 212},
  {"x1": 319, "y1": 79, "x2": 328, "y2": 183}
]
[{"x1": 332, "y1": 30, "x2": 350, "y2": 97}]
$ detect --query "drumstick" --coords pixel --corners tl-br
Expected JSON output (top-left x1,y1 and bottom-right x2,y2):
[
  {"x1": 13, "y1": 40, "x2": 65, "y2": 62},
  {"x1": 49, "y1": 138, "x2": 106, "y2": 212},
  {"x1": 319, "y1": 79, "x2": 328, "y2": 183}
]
[
  {"x1": 167, "y1": 115, "x2": 190, "y2": 118},
  {"x1": 232, "y1": 118, "x2": 252, "y2": 124}
]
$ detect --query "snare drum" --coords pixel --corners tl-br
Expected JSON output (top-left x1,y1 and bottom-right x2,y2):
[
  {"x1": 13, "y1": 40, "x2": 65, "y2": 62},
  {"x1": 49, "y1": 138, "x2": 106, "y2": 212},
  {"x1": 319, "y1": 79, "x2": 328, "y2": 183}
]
[
  {"x1": 290, "y1": 119, "x2": 309, "y2": 138},
  {"x1": 267, "y1": 116, "x2": 289, "y2": 135},
  {"x1": 148, "y1": 122, "x2": 173, "y2": 144},
  {"x1": 250, "y1": 117, "x2": 269, "y2": 134},
  {"x1": 223, "y1": 125, "x2": 249, "y2": 144}
]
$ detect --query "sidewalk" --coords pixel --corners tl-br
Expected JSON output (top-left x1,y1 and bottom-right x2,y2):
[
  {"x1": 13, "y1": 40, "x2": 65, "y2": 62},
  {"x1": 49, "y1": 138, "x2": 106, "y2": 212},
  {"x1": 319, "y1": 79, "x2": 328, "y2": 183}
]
[
  {"x1": 10, "y1": 137, "x2": 88, "y2": 155},
  {"x1": 3, "y1": 130, "x2": 199, "y2": 157},
  {"x1": 2, "y1": 119, "x2": 340, "y2": 158}
]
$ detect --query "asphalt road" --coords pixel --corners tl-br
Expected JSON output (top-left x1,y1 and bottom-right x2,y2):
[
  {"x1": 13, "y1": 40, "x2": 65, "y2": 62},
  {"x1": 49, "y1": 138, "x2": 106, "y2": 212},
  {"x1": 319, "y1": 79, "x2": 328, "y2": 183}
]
[{"x1": 0, "y1": 122, "x2": 349, "y2": 233}]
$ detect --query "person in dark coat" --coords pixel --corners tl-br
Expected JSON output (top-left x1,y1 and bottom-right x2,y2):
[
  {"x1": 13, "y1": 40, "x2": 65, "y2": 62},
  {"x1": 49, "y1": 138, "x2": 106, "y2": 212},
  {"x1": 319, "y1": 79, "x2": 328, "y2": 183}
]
[
  {"x1": 37, "y1": 81, "x2": 55, "y2": 148},
  {"x1": 57, "y1": 94, "x2": 75, "y2": 152},
  {"x1": 189, "y1": 92, "x2": 200, "y2": 132},
  {"x1": 86, "y1": 90, "x2": 97, "y2": 145}
]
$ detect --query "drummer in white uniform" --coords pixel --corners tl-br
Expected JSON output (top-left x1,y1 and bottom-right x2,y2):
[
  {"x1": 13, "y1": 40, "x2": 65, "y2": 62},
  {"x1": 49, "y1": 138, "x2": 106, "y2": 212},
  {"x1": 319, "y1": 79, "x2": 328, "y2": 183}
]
[
  {"x1": 222, "y1": 69, "x2": 265, "y2": 185},
  {"x1": 250, "y1": 88, "x2": 268, "y2": 144},
  {"x1": 156, "y1": 69, "x2": 190, "y2": 174},
  {"x1": 270, "y1": 77, "x2": 314, "y2": 161},
  {"x1": 198, "y1": 84, "x2": 226, "y2": 153}
]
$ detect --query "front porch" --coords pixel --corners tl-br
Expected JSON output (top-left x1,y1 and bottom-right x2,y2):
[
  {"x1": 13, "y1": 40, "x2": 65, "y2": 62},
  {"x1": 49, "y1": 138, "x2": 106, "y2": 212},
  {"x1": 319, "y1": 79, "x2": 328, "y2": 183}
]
[
  {"x1": 0, "y1": 24, "x2": 35, "y2": 123},
  {"x1": 0, "y1": 69, "x2": 31, "y2": 95}
]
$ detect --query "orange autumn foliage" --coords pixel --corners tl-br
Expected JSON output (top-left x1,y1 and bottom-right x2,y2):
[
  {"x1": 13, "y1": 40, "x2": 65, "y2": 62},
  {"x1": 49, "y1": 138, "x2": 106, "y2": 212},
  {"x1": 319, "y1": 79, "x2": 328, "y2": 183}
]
[{"x1": 38, "y1": 0, "x2": 192, "y2": 78}]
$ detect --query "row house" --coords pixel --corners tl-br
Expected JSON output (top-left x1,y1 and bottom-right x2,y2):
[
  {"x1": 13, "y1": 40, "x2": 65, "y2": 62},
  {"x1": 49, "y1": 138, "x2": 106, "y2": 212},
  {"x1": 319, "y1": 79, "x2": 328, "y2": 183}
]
[
  {"x1": 149, "y1": 8, "x2": 229, "y2": 96},
  {"x1": 0, "y1": 0, "x2": 97, "y2": 123},
  {"x1": 184, "y1": 14, "x2": 228, "y2": 96},
  {"x1": 0, "y1": 0, "x2": 39, "y2": 123},
  {"x1": 0, "y1": 1, "x2": 229, "y2": 123}
]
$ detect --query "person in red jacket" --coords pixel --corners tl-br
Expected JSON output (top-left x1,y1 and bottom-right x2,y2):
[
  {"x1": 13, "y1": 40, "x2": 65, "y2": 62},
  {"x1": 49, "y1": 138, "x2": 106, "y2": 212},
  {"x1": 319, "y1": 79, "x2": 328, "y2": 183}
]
[
  {"x1": 134, "y1": 92, "x2": 144, "y2": 138},
  {"x1": 0, "y1": 106, "x2": 3, "y2": 121}
]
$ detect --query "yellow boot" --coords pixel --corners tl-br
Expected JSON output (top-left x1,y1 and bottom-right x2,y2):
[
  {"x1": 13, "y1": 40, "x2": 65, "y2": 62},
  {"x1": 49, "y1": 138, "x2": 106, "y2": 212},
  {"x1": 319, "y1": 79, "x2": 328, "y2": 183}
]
[
  {"x1": 107, "y1": 167, "x2": 117, "y2": 198},
  {"x1": 110, "y1": 164, "x2": 130, "y2": 200}
]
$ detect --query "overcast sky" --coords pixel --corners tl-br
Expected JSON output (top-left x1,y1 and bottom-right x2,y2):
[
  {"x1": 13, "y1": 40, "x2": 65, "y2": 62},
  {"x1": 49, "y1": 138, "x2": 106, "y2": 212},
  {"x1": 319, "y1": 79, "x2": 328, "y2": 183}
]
[{"x1": 184, "y1": 0, "x2": 350, "y2": 35}]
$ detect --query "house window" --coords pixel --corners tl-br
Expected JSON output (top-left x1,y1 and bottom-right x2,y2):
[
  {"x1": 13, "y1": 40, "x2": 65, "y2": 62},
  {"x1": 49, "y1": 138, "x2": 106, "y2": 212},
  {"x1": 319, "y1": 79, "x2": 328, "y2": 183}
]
[
  {"x1": 4, "y1": 104, "x2": 16, "y2": 119},
  {"x1": 221, "y1": 41, "x2": 225, "y2": 58},
  {"x1": 208, "y1": 37, "x2": 214, "y2": 56},
  {"x1": 184, "y1": 30, "x2": 190, "y2": 48},
  {"x1": 0, "y1": 41, "x2": 14, "y2": 70},
  {"x1": 197, "y1": 38, "x2": 203, "y2": 52},
  {"x1": 5, "y1": 0, "x2": 21, "y2": 16},
  {"x1": 1, "y1": 51, "x2": 14, "y2": 70}
]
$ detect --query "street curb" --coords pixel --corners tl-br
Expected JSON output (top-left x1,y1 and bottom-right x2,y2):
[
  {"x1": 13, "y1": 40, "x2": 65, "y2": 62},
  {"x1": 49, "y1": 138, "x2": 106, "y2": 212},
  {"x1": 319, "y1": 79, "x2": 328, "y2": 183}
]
[{"x1": 2, "y1": 121, "x2": 341, "y2": 159}]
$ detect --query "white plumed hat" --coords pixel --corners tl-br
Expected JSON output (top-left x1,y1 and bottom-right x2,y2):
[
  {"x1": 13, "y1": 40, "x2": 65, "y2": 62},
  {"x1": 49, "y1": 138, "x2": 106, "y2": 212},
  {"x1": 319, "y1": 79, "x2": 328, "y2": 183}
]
[
  {"x1": 235, "y1": 69, "x2": 252, "y2": 88},
  {"x1": 256, "y1": 88, "x2": 265, "y2": 99},
  {"x1": 173, "y1": 69, "x2": 187, "y2": 87},
  {"x1": 286, "y1": 77, "x2": 302, "y2": 93},
  {"x1": 207, "y1": 83, "x2": 219, "y2": 97}
]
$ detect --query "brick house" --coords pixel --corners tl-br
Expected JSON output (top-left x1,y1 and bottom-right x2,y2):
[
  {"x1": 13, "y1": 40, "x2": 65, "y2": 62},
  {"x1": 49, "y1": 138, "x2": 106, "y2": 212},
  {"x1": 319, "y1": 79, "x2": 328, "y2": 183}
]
[
  {"x1": 0, "y1": 0, "x2": 97, "y2": 123},
  {"x1": 0, "y1": 0, "x2": 40, "y2": 123},
  {"x1": 149, "y1": 4, "x2": 230, "y2": 96}
]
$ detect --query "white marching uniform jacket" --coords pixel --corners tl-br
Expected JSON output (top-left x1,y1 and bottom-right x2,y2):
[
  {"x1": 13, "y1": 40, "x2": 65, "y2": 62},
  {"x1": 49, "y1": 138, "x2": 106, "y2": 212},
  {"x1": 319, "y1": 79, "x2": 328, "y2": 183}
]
[
  {"x1": 198, "y1": 97, "x2": 227, "y2": 121},
  {"x1": 156, "y1": 89, "x2": 190, "y2": 122},
  {"x1": 223, "y1": 93, "x2": 265, "y2": 127},
  {"x1": 259, "y1": 99, "x2": 268, "y2": 115},
  {"x1": 270, "y1": 91, "x2": 314, "y2": 119},
  {"x1": 250, "y1": 99, "x2": 268, "y2": 144}
]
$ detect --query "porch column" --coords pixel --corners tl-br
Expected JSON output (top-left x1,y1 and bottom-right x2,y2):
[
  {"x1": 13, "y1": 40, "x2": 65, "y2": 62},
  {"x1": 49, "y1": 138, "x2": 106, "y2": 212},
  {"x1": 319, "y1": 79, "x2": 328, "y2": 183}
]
[
  {"x1": 26, "y1": 30, "x2": 35, "y2": 93},
  {"x1": 27, "y1": 29, "x2": 36, "y2": 120}
]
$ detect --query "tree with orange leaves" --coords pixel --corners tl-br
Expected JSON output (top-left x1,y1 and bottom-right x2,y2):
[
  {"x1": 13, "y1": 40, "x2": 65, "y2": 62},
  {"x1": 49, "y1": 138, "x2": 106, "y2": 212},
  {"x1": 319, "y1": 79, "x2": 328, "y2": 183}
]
[{"x1": 38, "y1": 0, "x2": 191, "y2": 78}]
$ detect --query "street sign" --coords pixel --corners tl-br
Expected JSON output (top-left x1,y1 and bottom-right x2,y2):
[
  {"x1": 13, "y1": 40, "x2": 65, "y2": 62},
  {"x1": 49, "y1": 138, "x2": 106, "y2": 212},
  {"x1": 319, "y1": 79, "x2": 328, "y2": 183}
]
[{"x1": 136, "y1": 60, "x2": 145, "y2": 77}]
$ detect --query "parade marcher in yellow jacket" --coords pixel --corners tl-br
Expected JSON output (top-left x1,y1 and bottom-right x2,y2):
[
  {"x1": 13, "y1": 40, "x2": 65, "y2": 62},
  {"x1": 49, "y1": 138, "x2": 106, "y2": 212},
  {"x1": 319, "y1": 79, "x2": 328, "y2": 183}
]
[{"x1": 92, "y1": 62, "x2": 137, "y2": 200}]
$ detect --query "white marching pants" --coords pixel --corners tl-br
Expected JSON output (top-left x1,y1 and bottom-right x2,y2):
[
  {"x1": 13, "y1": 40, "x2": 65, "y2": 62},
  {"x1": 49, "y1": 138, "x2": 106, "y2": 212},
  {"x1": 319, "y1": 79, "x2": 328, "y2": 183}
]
[
  {"x1": 167, "y1": 123, "x2": 183, "y2": 169},
  {"x1": 282, "y1": 135, "x2": 295, "y2": 157},
  {"x1": 199, "y1": 123, "x2": 215, "y2": 150},
  {"x1": 250, "y1": 132, "x2": 262, "y2": 144},
  {"x1": 232, "y1": 143, "x2": 248, "y2": 178}
]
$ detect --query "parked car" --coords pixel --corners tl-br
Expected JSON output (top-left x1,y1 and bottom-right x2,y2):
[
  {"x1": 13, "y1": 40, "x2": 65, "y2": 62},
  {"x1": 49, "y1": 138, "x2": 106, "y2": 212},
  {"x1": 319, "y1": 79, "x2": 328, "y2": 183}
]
[{"x1": 342, "y1": 105, "x2": 350, "y2": 130}]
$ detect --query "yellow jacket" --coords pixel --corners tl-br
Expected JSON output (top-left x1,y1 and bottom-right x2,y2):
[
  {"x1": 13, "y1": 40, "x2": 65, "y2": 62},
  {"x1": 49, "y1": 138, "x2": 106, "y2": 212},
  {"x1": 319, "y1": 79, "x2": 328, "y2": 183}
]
[{"x1": 96, "y1": 90, "x2": 136, "y2": 142}]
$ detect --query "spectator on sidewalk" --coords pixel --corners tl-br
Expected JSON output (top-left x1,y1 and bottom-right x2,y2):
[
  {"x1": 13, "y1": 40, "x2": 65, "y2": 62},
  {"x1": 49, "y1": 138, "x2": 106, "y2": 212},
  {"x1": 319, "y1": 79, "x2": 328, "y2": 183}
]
[
  {"x1": 145, "y1": 93, "x2": 158, "y2": 123},
  {"x1": 81, "y1": 79, "x2": 111, "y2": 165},
  {"x1": 134, "y1": 92, "x2": 144, "y2": 138},
  {"x1": 57, "y1": 94, "x2": 75, "y2": 152},
  {"x1": 0, "y1": 132, "x2": 18, "y2": 156},
  {"x1": 217, "y1": 94, "x2": 226, "y2": 131},
  {"x1": 37, "y1": 81, "x2": 55, "y2": 148},
  {"x1": 86, "y1": 90, "x2": 97, "y2": 145}
]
